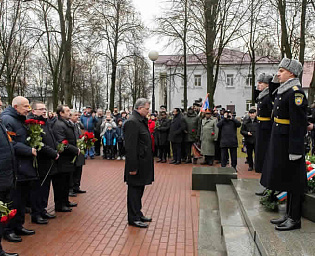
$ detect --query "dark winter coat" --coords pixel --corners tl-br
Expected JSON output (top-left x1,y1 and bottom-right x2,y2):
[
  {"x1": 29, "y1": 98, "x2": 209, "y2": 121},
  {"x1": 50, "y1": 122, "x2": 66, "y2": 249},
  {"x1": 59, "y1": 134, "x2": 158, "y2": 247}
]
[
  {"x1": 169, "y1": 113, "x2": 185, "y2": 143},
  {"x1": 240, "y1": 117, "x2": 258, "y2": 145},
  {"x1": 53, "y1": 117, "x2": 78, "y2": 173},
  {"x1": 103, "y1": 129, "x2": 117, "y2": 146},
  {"x1": 183, "y1": 112, "x2": 199, "y2": 142},
  {"x1": 73, "y1": 122, "x2": 85, "y2": 167},
  {"x1": 116, "y1": 126, "x2": 124, "y2": 143},
  {"x1": 94, "y1": 115, "x2": 103, "y2": 137},
  {"x1": 29, "y1": 114, "x2": 58, "y2": 178},
  {"x1": 255, "y1": 89, "x2": 273, "y2": 173},
  {"x1": 217, "y1": 117, "x2": 241, "y2": 148},
  {"x1": 155, "y1": 118, "x2": 170, "y2": 146},
  {"x1": 0, "y1": 106, "x2": 38, "y2": 181},
  {"x1": 80, "y1": 113, "x2": 97, "y2": 132},
  {"x1": 0, "y1": 120, "x2": 15, "y2": 191},
  {"x1": 124, "y1": 110, "x2": 154, "y2": 186},
  {"x1": 261, "y1": 79, "x2": 308, "y2": 193}
]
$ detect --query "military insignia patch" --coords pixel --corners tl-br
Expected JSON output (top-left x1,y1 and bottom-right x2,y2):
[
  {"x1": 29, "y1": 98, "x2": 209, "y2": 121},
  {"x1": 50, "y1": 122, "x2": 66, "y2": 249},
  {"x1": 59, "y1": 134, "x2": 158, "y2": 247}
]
[{"x1": 295, "y1": 93, "x2": 304, "y2": 106}]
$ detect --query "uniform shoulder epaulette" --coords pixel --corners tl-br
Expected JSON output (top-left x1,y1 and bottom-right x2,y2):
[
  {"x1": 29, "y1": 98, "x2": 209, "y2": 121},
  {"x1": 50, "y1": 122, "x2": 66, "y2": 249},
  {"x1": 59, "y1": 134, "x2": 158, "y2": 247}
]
[{"x1": 292, "y1": 86, "x2": 299, "y2": 91}]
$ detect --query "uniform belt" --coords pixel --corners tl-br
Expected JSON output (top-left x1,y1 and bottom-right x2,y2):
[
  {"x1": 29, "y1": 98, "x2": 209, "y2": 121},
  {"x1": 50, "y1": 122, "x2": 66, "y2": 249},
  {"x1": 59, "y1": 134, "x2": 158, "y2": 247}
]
[
  {"x1": 257, "y1": 117, "x2": 271, "y2": 121},
  {"x1": 274, "y1": 117, "x2": 290, "y2": 125}
]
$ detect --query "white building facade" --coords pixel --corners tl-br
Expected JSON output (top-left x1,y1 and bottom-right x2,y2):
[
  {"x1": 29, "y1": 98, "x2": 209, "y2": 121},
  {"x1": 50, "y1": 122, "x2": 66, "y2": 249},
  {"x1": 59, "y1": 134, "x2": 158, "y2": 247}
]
[{"x1": 154, "y1": 49, "x2": 279, "y2": 116}]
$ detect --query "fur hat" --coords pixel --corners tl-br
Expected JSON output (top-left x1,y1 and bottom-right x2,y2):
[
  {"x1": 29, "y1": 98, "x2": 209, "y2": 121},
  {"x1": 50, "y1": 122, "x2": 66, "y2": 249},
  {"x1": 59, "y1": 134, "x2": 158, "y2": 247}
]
[
  {"x1": 257, "y1": 73, "x2": 273, "y2": 84},
  {"x1": 279, "y1": 58, "x2": 303, "y2": 77}
]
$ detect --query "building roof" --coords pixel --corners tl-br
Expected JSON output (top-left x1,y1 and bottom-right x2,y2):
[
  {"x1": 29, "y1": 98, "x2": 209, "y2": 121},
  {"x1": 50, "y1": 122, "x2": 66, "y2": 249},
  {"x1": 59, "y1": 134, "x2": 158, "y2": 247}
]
[{"x1": 155, "y1": 48, "x2": 279, "y2": 66}]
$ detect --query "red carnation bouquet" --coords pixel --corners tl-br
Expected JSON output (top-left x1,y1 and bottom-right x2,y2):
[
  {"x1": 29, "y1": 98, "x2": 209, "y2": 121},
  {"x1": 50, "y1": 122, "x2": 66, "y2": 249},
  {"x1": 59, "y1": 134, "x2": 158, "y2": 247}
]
[
  {"x1": 0, "y1": 201, "x2": 17, "y2": 224},
  {"x1": 57, "y1": 140, "x2": 69, "y2": 153},
  {"x1": 72, "y1": 132, "x2": 97, "y2": 163},
  {"x1": 25, "y1": 119, "x2": 45, "y2": 168}
]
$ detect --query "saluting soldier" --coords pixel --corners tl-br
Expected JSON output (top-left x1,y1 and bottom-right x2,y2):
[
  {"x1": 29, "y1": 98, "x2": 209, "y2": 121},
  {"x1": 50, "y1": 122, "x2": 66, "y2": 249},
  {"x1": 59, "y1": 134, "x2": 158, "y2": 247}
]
[{"x1": 261, "y1": 58, "x2": 308, "y2": 231}]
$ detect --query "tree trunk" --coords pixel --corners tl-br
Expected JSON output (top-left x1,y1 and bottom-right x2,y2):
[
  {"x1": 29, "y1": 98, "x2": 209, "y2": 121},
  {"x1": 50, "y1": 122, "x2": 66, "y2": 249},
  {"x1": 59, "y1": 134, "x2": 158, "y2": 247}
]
[
  {"x1": 308, "y1": 62, "x2": 315, "y2": 104},
  {"x1": 183, "y1": 0, "x2": 188, "y2": 111},
  {"x1": 299, "y1": 0, "x2": 307, "y2": 81},
  {"x1": 278, "y1": 0, "x2": 292, "y2": 58}
]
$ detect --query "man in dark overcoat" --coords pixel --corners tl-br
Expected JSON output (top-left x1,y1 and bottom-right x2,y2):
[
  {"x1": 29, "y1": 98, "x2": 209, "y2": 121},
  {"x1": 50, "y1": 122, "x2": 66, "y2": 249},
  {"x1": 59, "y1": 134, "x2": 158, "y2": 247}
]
[
  {"x1": 217, "y1": 110, "x2": 241, "y2": 170},
  {"x1": 1, "y1": 96, "x2": 37, "y2": 242},
  {"x1": 53, "y1": 105, "x2": 80, "y2": 212},
  {"x1": 255, "y1": 73, "x2": 273, "y2": 175},
  {"x1": 28, "y1": 101, "x2": 59, "y2": 224},
  {"x1": 124, "y1": 98, "x2": 154, "y2": 228},
  {"x1": 261, "y1": 58, "x2": 308, "y2": 231},
  {"x1": 183, "y1": 107, "x2": 199, "y2": 164},
  {"x1": 169, "y1": 108, "x2": 185, "y2": 164},
  {"x1": 0, "y1": 96, "x2": 19, "y2": 255},
  {"x1": 155, "y1": 111, "x2": 171, "y2": 163}
]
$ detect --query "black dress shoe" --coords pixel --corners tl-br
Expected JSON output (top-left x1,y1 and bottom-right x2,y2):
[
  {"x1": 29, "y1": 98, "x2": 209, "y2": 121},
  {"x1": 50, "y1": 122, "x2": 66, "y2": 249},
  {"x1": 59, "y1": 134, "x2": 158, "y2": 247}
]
[
  {"x1": 169, "y1": 160, "x2": 176, "y2": 164},
  {"x1": 67, "y1": 202, "x2": 78, "y2": 207},
  {"x1": 4, "y1": 233, "x2": 22, "y2": 243},
  {"x1": 270, "y1": 215, "x2": 288, "y2": 225},
  {"x1": 31, "y1": 215, "x2": 48, "y2": 224},
  {"x1": 248, "y1": 167, "x2": 253, "y2": 171},
  {"x1": 41, "y1": 212, "x2": 56, "y2": 219},
  {"x1": 128, "y1": 221, "x2": 148, "y2": 228},
  {"x1": 140, "y1": 216, "x2": 152, "y2": 222},
  {"x1": 175, "y1": 162, "x2": 181, "y2": 165},
  {"x1": 69, "y1": 191, "x2": 77, "y2": 197},
  {"x1": 255, "y1": 189, "x2": 267, "y2": 196},
  {"x1": 156, "y1": 159, "x2": 162, "y2": 163},
  {"x1": 161, "y1": 159, "x2": 166, "y2": 163},
  {"x1": 15, "y1": 228, "x2": 35, "y2": 236},
  {"x1": 185, "y1": 160, "x2": 192, "y2": 164},
  {"x1": 275, "y1": 218, "x2": 301, "y2": 231},
  {"x1": 55, "y1": 206, "x2": 72, "y2": 212},
  {"x1": 73, "y1": 189, "x2": 86, "y2": 194},
  {"x1": 2, "y1": 252, "x2": 19, "y2": 256}
]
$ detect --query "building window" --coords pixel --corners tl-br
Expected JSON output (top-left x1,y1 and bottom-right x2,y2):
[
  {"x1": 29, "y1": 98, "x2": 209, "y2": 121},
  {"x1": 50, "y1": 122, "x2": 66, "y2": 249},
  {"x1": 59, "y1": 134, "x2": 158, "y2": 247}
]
[
  {"x1": 246, "y1": 100, "x2": 252, "y2": 111},
  {"x1": 194, "y1": 75, "x2": 201, "y2": 87},
  {"x1": 226, "y1": 74, "x2": 234, "y2": 87},
  {"x1": 246, "y1": 74, "x2": 252, "y2": 87}
]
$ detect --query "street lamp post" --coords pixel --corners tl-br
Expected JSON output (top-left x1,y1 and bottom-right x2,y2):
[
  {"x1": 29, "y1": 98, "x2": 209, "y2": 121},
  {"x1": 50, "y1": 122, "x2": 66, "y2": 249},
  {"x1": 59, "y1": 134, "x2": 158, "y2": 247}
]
[{"x1": 148, "y1": 50, "x2": 159, "y2": 112}]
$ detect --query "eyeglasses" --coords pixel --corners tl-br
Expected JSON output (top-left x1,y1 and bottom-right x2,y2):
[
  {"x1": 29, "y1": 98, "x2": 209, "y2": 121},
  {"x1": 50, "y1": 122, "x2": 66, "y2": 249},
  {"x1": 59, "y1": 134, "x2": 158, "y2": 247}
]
[{"x1": 35, "y1": 108, "x2": 47, "y2": 111}]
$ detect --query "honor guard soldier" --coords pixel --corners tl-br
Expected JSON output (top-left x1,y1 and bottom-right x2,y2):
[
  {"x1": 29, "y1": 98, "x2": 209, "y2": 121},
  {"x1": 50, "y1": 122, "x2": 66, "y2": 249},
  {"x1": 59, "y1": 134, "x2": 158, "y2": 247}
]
[{"x1": 261, "y1": 58, "x2": 308, "y2": 231}]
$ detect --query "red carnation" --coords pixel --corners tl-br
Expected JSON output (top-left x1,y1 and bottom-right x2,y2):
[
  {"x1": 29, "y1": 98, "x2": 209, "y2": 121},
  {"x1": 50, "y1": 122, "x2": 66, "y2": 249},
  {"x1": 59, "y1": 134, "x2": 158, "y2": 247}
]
[
  {"x1": 306, "y1": 160, "x2": 311, "y2": 165},
  {"x1": 211, "y1": 132, "x2": 215, "y2": 135},
  {"x1": 192, "y1": 129, "x2": 195, "y2": 132},
  {"x1": 79, "y1": 135, "x2": 83, "y2": 139},
  {"x1": 307, "y1": 166, "x2": 314, "y2": 172},
  {"x1": 25, "y1": 119, "x2": 36, "y2": 125},
  {"x1": 39, "y1": 121, "x2": 45, "y2": 125},
  {"x1": 62, "y1": 140, "x2": 69, "y2": 145},
  {"x1": 87, "y1": 132, "x2": 94, "y2": 139},
  {"x1": 8, "y1": 209, "x2": 17, "y2": 219},
  {"x1": 92, "y1": 138, "x2": 96, "y2": 143},
  {"x1": 0, "y1": 215, "x2": 8, "y2": 224}
]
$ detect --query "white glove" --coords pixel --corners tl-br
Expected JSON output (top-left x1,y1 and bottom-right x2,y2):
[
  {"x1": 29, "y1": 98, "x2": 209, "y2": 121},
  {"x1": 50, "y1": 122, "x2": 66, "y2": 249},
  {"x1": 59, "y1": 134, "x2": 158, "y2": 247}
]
[{"x1": 289, "y1": 154, "x2": 302, "y2": 161}]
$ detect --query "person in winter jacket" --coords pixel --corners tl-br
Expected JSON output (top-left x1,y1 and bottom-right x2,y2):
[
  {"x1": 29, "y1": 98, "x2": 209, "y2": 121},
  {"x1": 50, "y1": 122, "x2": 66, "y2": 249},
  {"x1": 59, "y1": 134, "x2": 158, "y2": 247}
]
[
  {"x1": 0, "y1": 96, "x2": 19, "y2": 255},
  {"x1": 240, "y1": 108, "x2": 258, "y2": 171},
  {"x1": 217, "y1": 110, "x2": 241, "y2": 170},
  {"x1": 80, "y1": 106, "x2": 97, "y2": 159},
  {"x1": 116, "y1": 119, "x2": 125, "y2": 160},
  {"x1": 94, "y1": 109, "x2": 104, "y2": 156},
  {"x1": 102, "y1": 124, "x2": 117, "y2": 160},
  {"x1": 0, "y1": 96, "x2": 37, "y2": 243},
  {"x1": 155, "y1": 111, "x2": 171, "y2": 163},
  {"x1": 169, "y1": 108, "x2": 185, "y2": 164},
  {"x1": 28, "y1": 101, "x2": 59, "y2": 225},
  {"x1": 183, "y1": 107, "x2": 199, "y2": 163}
]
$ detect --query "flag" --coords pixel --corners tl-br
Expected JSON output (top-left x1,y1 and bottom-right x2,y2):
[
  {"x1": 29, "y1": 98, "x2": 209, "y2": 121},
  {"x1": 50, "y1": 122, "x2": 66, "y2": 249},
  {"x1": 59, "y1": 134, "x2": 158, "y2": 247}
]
[
  {"x1": 200, "y1": 93, "x2": 209, "y2": 112},
  {"x1": 276, "y1": 192, "x2": 287, "y2": 202},
  {"x1": 307, "y1": 170, "x2": 315, "y2": 180}
]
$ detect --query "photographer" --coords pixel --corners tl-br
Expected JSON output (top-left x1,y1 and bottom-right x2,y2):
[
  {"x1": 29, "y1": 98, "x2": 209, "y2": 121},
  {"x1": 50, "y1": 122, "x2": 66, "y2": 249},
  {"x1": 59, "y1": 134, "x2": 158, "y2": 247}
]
[
  {"x1": 217, "y1": 110, "x2": 241, "y2": 170},
  {"x1": 100, "y1": 115, "x2": 117, "y2": 138}
]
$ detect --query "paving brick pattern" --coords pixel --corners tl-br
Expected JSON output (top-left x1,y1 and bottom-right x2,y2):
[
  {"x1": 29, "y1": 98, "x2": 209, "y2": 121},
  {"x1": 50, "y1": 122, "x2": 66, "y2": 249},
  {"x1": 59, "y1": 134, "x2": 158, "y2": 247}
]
[{"x1": 3, "y1": 156, "x2": 258, "y2": 256}]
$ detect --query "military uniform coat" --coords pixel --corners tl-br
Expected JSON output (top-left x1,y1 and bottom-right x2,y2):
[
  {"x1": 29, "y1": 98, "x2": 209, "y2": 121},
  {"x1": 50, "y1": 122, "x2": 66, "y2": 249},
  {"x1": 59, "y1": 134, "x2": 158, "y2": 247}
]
[
  {"x1": 124, "y1": 110, "x2": 154, "y2": 186},
  {"x1": 255, "y1": 88, "x2": 273, "y2": 173},
  {"x1": 261, "y1": 78, "x2": 308, "y2": 193},
  {"x1": 155, "y1": 118, "x2": 171, "y2": 146},
  {"x1": 200, "y1": 117, "x2": 218, "y2": 156},
  {"x1": 183, "y1": 113, "x2": 199, "y2": 142}
]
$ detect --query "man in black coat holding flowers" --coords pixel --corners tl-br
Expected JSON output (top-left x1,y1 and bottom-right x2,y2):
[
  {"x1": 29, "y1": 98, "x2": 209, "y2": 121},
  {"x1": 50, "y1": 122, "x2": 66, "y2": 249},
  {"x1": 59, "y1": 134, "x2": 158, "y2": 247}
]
[
  {"x1": 28, "y1": 101, "x2": 59, "y2": 224},
  {"x1": 124, "y1": 98, "x2": 154, "y2": 228},
  {"x1": 0, "y1": 96, "x2": 37, "y2": 242},
  {"x1": 53, "y1": 105, "x2": 80, "y2": 212}
]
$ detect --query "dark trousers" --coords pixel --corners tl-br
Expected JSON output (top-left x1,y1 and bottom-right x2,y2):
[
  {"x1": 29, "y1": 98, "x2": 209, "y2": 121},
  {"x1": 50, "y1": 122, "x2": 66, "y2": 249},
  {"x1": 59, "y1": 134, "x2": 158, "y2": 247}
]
[
  {"x1": 185, "y1": 142, "x2": 193, "y2": 161},
  {"x1": 246, "y1": 143, "x2": 255, "y2": 168},
  {"x1": 215, "y1": 140, "x2": 221, "y2": 161},
  {"x1": 69, "y1": 166, "x2": 83, "y2": 191},
  {"x1": 52, "y1": 172, "x2": 70, "y2": 209},
  {"x1": 205, "y1": 155, "x2": 214, "y2": 165},
  {"x1": 103, "y1": 145, "x2": 114, "y2": 159},
  {"x1": 95, "y1": 132, "x2": 101, "y2": 155},
  {"x1": 287, "y1": 192, "x2": 303, "y2": 221},
  {"x1": 30, "y1": 177, "x2": 51, "y2": 218},
  {"x1": 0, "y1": 189, "x2": 11, "y2": 254},
  {"x1": 172, "y1": 142, "x2": 181, "y2": 163},
  {"x1": 159, "y1": 144, "x2": 168, "y2": 160},
  {"x1": 117, "y1": 142, "x2": 125, "y2": 157},
  {"x1": 221, "y1": 147, "x2": 237, "y2": 168},
  {"x1": 127, "y1": 185, "x2": 145, "y2": 223},
  {"x1": 5, "y1": 181, "x2": 33, "y2": 233}
]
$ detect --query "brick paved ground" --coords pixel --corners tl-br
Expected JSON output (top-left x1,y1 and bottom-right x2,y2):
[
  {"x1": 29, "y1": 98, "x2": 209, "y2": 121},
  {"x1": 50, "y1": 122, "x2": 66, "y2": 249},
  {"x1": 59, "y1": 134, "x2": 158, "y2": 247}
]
[{"x1": 3, "y1": 156, "x2": 258, "y2": 256}]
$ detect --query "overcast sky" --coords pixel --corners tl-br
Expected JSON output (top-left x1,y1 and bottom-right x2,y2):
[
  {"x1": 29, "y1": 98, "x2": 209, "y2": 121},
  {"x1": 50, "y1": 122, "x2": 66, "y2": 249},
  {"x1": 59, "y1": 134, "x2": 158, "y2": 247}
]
[{"x1": 132, "y1": 0, "x2": 171, "y2": 56}]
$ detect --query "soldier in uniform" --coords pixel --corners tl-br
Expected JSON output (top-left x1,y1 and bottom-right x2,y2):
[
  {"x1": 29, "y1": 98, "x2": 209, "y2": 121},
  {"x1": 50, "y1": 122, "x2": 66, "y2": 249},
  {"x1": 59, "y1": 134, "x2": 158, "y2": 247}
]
[{"x1": 261, "y1": 58, "x2": 308, "y2": 231}]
